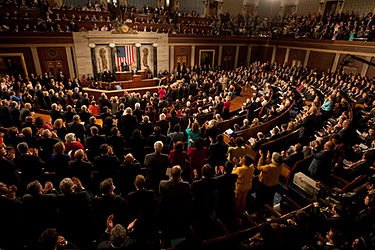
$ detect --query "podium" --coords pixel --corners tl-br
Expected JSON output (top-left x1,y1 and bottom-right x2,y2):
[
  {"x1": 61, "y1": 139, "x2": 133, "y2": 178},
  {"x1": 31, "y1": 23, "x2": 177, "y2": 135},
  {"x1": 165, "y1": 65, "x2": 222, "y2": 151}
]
[{"x1": 115, "y1": 71, "x2": 132, "y2": 81}]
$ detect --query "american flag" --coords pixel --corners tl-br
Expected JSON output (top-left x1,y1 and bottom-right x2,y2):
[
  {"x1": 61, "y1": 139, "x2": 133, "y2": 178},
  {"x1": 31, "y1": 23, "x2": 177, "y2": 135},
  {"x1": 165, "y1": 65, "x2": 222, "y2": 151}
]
[{"x1": 116, "y1": 46, "x2": 134, "y2": 71}]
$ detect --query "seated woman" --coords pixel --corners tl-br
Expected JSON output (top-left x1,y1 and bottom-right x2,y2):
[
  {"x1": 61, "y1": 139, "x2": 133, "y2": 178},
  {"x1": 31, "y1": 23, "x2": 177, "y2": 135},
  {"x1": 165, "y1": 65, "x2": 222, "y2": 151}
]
[
  {"x1": 51, "y1": 142, "x2": 71, "y2": 178},
  {"x1": 64, "y1": 133, "x2": 84, "y2": 157}
]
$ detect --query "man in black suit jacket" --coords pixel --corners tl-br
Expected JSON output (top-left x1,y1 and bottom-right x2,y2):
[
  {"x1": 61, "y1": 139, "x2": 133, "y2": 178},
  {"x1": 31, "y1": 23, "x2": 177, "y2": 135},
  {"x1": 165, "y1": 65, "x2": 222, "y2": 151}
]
[
  {"x1": 191, "y1": 164, "x2": 217, "y2": 234},
  {"x1": 213, "y1": 97, "x2": 224, "y2": 116},
  {"x1": 57, "y1": 178, "x2": 95, "y2": 247},
  {"x1": 308, "y1": 141, "x2": 334, "y2": 181},
  {"x1": 9, "y1": 101, "x2": 20, "y2": 127},
  {"x1": 94, "y1": 144, "x2": 120, "y2": 180},
  {"x1": 158, "y1": 166, "x2": 190, "y2": 240},
  {"x1": 93, "y1": 178, "x2": 128, "y2": 234},
  {"x1": 67, "y1": 115, "x2": 86, "y2": 142},
  {"x1": 0, "y1": 100, "x2": 12, "y2": 127},
  {"x1": 156, "y1": 113, "x2": 169, "y2": 136},
  {"x1": 207, "y1": 134, "x2": 229, "y2": 167},
  {"x1": 127, "y1": 175, "x2": 155, "y2": 240},
  {"x1": 120, "y1": 107, "x2": 138, "y2": 140},
  {"x1": 13, "y1": 142, "x2": 45, "y2": 185},
  {"x1": 282, "y1": 143, "x2": 304, "y2": 167},
  {"x1": 144, "y1": 141, "x2": 169, "y2": 191},
  {"x1": 62, "y1": 105, "x2": 76, "y2": 124},
  {"x1": 86, "y1": 126, "x2": 106, "y2": 157},
  {"x1": 19, "y1": 103, "x2": 33, "y2": 124}
]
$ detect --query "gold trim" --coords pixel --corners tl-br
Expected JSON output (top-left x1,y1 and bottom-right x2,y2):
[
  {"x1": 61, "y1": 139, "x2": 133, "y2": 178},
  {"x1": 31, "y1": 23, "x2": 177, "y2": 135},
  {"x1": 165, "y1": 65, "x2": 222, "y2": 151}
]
[
  {"x1": 199, "y1": 49, "x2": 215, "y2": 67},
  {"x1": 0, "y1": 53, "x2": 28, "y2": 79},
  {"x1": 0, "y1": 44, "x2": 74, "y2": 48}
]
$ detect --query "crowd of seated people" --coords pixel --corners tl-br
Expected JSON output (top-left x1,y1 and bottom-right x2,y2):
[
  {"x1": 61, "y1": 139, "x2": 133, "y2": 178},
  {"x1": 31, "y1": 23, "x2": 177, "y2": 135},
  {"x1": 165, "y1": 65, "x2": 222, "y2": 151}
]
[
  {"x1": 2, "y1": 1, "x2": 375, "y2": 41},
  {"x1": 0, "y1": 60, "x2": 375, "y2": 249}
]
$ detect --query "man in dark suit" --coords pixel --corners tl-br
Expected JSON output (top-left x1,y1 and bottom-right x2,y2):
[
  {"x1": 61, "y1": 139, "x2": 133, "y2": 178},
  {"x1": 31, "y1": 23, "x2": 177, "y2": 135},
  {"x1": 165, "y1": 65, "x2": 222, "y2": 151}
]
[
  {"x1": 103, "y1": 68, "x2": 111, "y2": 82},
  {"x1": 282, "y1": 143, "x2": 304, "y2": 167},
  {"x1": 213, "y1": 97, "x2": 224, "y2": 116},
  {"x1": 94, "y1": 144, "x2": 120, "y2": 180},
  {"x1": 158, "y1": 166, "x2": 190, "y2": 241},
  {"x1": 120, "y1": 107, "x2": 138, "y2": 140},
  {"x1": 156, "y1": 113, "x2": 169, "y2": 136},
  {"x1": 9, "y1": 101, "x2": 20, "y2": 127},
  {"x1": 93, "y1": 178, "x2": 128, "y2": 234},
  {"x1": 62, "y1": 105, "x2": 76, "y2": 124},
  {"x1": 19, "y1": 102, "x2": 33, "y2": 124},
  {"x1": 57, "y1": 177, "x2": 95, "y2": 247},
  {"x1": 127, "y1": 175, "x2": 155, "y2": 240},
  {"x1": 86, "y1": 126, "x2": 106, "y2": 157},
  {"x1": 308, "y1": 141, "x2": 334, "y2": 181},
  {"x1": 207, "y1": 134, "x2": 228, "y2": 168},
  {"x1": 121, "y1": 61, "x2": 129, "y2": 71},
  {"x1": 191, "y1": 164, "x2": 217, "y2": 235},
  {"x1": 67, "y1": 115, "x2": 86, "y2": 143},
  {"x1": 144, "y1": 141, "x2": 169, "y2": 191},
  {"x1": 13, "y1": 142, "x2": 45, "y2": 185},
  {"x1": 0, "y1": 100, "x2": 11, "y2": 127},
  {"x1": 49, "y1": 103, "x2": 62, "y2": 124}
]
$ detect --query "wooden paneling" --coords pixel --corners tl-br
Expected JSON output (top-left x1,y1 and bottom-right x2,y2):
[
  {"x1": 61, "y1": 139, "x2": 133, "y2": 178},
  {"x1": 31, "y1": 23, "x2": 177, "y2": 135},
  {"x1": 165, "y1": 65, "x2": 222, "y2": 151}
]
[
  {"x1": 288, "y1": 49, "x2": 306, "y2": 66},
  {"x1": 275, "y1": 47, "x2": 286, "y2": 65},
  {"x1": 195, "y1": 46, "x2": 219, "y2": 66},
  {"x1": 0, "y1": 47, "x2": 35, "y2": 75},
  {"x1": 337, "y1": 54, "x2": 366, "y2": 75},
  {"x1": 366, "y1": 57, "x2": 375, "y2": 77},
  {"x1": 174, "y1": 45, "x2": 191, "y2": 68},
  {"x1": 307, "y1": 51, "x2": 335, "y2": 72},
  {"x1": 238, "y1": 46, "x2": 248, "y2": 67},
  {"x1": 37, "y1": 47, "x2": 70, "y2": 79},
  {"x1": 250, "y1": 46, "x2": 273, "y2": 63},
  {"x1": 221, "y1": 46, "x2": 236, "y2": 70},
  {"x1": 0, "y1": 32, "x2": 73, "y2": 45}
]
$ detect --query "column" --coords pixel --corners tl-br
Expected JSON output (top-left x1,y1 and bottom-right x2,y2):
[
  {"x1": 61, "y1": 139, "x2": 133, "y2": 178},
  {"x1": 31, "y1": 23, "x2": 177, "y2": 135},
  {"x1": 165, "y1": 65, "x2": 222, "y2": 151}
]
[
  {"x1": 31, "y1": 47, "x2": 42, "y2": 75},
  {"x1": 234, "y1": 46, "x2": 240, "y2": 68},
  {"x1": 153, "y1": 43, "x2": 158, "y2": 77},
  {"x1": 65, "y1": 46, "x2": 75, "y2": 79},
  {"x1": 284, "y1": 48, "x2": 290, "y2": 64},
  {"x1": 361, "y1": 56, "x2": 372, "y2": 76},
  {"x1": 135, "y1": 43, "x2": 141, "y2": 70},
  {"x1": 89, "y1": 43, "x2": 97, "y2": 79},
  {"x1": 218, "y1": 46, "x2": 223, "y2": 67},
  {"x1": 170, "y1": 45, "x2": 174, "y2": 72},
  {"x1": 191, "y1": 45, "x2": 195, "y2": 68},
  {"x1": 303, "y1": 50, "x2": 310, "y2": 68},
  {"x1": 246, "y1": 45, "x2": 252, "y2": 66},
  {"x1": 331, "y1": 53, "x2": 340, "y2": 73},
  {"x1": 271, "y1": 46, "x2": 276, "y2": 64},
  {"x1": 204, "y1": 0, "x2": 210, "y2": 17},
  {"x1": 109, "y1": 43, "x2": 117, "y2": 73}
]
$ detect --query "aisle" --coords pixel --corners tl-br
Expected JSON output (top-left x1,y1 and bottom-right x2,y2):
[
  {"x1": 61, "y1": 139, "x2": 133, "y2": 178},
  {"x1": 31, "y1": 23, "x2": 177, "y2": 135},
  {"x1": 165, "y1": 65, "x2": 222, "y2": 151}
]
[{"x1": 229, "y1": 86, "x2": 254, "y2": 113}]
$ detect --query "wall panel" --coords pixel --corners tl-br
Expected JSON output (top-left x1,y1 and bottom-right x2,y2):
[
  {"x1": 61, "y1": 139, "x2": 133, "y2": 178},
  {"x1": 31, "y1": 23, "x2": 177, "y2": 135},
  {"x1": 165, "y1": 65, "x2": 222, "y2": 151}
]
[
  {"x1": 238, "y1": 46, "x2": 248, "y2": 67},
  {"x1": 287, "y1": 49, "x2": 306, "y2": 67},
  {"x1": 307, "y1": 51, "x2": 335, "y2": 72},
  {"x1": 37, "y1": 47, "x2": 70, "y2": 78},
  {"x1": 221, "y1": 46, "x2": 236, "y2": 70},
  {"x1": 0, "y1": 47, "x2": 35, "y2": 75},
  {"x1": 174, "y1": 45, "x2": 191, "y2": 69},
  {"x1": 250, "y1": 46, "x2": 273, "y2": 63},
  {"x1": 275, "y1": 47, "x2": 286, "y2": 65},
  {"x1": 195, "y1": 46, "x2": 219, "y2": 66}
]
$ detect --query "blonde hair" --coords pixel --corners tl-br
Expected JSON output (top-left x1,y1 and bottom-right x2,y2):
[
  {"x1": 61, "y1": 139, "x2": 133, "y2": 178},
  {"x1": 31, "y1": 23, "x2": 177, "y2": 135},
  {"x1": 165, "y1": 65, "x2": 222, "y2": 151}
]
[{"x1": 53, "y1": 118, "x2": 64, "y2": 129}]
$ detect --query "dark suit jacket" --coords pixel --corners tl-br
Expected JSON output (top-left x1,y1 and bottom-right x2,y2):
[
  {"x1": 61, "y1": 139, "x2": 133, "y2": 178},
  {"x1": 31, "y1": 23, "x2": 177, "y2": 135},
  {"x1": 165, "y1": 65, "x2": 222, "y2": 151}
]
[
  {"x1": 213, "y1": 173, "x2": 237, "y2": 219},
  {"x1": 156, "y1": 119, "x2": 169, "y2": 135},
  {"x1": 283, "y1": 151, "x2": 304, "y2": 167},
  {"x1": 68, "y1": 159, "x2": 93, "y2": 186},
  {"x1": 120, "y1": 114, "x2": 138, "y2": 139},
  {"x1": 158, "y1": 179, "x2": 190, "y2": 237},
  {"x1": 191, "y1": 177, "x2": 217, "y2": 220},
  {"x1": 86, "y1": 135, "x2": 106, "y2": 156},
  {"x1": 207, "y1": 142, "x2": 228, "y2": 167},
  {"x1": 94, "y1": 154, "x2": 120, "y2": 180},
  {"x1": 14, "y1": 154, "x2": 45, "y2": 184},
  {"x1": 93, "y1": 193, "x2": 128, "y2": 233},
  {"x1": 308, "y1": 149, "x2": 333, "y2": 181},
  {"x1": 67, "y1": 121, "x2": 86, "y2": 141},
  {"x1": 144, "y1": 152, "x2": 169, "y2": 189}
]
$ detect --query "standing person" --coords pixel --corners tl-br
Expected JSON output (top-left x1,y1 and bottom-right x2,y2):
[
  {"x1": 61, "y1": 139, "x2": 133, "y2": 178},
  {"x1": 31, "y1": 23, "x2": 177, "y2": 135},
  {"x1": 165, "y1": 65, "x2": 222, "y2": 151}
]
[
  {"x1": 256, "y1": 151, "x2": 283, "y2": 207},
  {"x1": 223, "y1": 96, "x2": 231, "y2": 119},
  {"x1": 232, "y1": 155, "x2": 254, "y2": 215},
  {"x1": 185, "y1": 119, "x2": 200, "y2": 149}
]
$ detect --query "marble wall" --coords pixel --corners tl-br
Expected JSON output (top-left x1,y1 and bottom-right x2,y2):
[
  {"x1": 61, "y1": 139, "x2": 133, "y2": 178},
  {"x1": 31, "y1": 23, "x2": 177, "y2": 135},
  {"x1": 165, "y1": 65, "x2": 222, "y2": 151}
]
[{"x1": 72, "y1": 31, "x2": 169, "y2": 78}]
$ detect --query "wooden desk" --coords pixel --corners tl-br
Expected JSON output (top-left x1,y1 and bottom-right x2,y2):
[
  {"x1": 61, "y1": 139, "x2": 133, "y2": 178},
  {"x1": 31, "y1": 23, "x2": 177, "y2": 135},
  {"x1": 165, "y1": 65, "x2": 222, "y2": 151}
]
[
  {"x1": 115, "y1": 71, "x2": 132, "y2": 81},
  {"x1": 99, "y1": 78, "x2": 159, "y2": 90}
]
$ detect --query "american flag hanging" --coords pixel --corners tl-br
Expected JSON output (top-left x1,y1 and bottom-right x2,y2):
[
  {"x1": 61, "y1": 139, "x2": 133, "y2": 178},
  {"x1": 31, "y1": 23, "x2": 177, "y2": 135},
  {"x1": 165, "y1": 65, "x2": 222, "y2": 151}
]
[{"x1": 116, "y1": 45, "x2": 134, "y2": 71}]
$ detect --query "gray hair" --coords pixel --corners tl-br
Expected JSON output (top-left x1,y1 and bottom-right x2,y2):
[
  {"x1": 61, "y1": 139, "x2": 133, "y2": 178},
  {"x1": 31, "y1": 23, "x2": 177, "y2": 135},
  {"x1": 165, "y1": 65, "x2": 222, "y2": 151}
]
[
  {"x1": 135, "y1": 102, "x2": 140, "y2": 109},
  {"x1": 65, "y1": 133, "x2": 75, "y2": 143},
  {"x1": 59, "y1": 178, "x2": 74, "y2": 194},
  {"x1": 159, "y1": 113, "x2": 166, "y2": 120},
  {"x1": 154, "y1": 141, "x2": 163, "y2": 152},
  {"x1": 271, "y1": 152, "x2": 282, "y2": 166}
]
